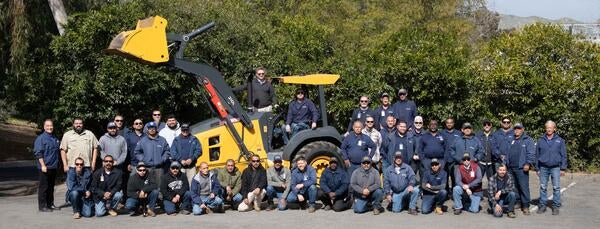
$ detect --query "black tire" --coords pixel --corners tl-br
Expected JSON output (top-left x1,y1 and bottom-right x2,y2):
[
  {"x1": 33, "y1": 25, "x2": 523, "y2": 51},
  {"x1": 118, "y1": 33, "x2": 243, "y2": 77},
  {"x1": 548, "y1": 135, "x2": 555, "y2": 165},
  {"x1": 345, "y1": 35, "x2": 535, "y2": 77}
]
[{"x1": 293, "y1": 141, "x2": 344, "y2": 185}]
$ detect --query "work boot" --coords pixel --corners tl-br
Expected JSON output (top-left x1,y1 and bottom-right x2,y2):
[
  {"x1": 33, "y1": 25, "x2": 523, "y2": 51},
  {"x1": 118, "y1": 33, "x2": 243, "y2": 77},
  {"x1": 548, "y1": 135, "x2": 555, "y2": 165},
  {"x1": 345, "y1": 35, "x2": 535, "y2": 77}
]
[
  {"x1": 408, "y1": 208, "x2": 418, "y2": 215},
  {"x1": 507, "y1": 212, "x2": 516, "y2": 218},
  {"x1": 39, "y1": 207, "x2": 53, "y2": 213},
  {"x1": 454, "y1": 208, "x2": 462, "y2": 215},
  {"x1": 552, "y1": 208, "x2": 559, "y2": 215},
  {"x1": 434, "y1": 207, "x2": 443, "y2": 215},
  {"x1": 146, "y1": 208, "x2": 156, "y2": 217},
  {"x1": 308, "y1": 205, "x2": 316, "y2": 213},
  {"x1": 205, "y1": 207, "x2": 213, "y2": 214},
  {"x1": 537, "y1": 206, "x2": 547, "y2": 214},
  {"x1": 73, "y1": 212, "x2": 81, "y2": 219},
  {"x1": 323, "y1": 205, "x2": 331, "y2": 211},
  {"x1": 180, "y1": 209, "x2": 191, "y2": 215},
  {"x1": 522, "y1": 208, "x2": 530, "y2": 215},
  {"x1": 373, "y1": 207, "x2": 381, "y2": 215},
  {"x1": 108, "y1": 209, "x2": 118, "y2": 216}
]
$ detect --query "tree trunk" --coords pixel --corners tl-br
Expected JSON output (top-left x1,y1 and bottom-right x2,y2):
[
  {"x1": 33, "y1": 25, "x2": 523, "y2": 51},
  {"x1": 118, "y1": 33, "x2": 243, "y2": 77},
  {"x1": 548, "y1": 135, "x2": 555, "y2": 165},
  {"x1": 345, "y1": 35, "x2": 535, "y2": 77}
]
[{"x1": 47, "y1": 0, "x2": 67, "y2": 35}]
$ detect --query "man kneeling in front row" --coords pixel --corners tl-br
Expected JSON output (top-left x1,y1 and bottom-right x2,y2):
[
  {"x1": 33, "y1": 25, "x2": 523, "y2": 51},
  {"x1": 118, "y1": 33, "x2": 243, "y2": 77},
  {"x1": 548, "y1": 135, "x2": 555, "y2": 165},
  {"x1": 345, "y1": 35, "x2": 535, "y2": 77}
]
[{"x1": 488, "y1": 164, "x2": 517, "y2": 218}]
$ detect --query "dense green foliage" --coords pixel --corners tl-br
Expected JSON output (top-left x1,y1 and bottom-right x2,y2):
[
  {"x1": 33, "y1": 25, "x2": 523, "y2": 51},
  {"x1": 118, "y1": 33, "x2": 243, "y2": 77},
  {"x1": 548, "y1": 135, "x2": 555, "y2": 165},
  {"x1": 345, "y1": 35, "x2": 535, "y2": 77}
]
[{"x1": 2, "y1": 0, "x2": 599, "y2": 171}]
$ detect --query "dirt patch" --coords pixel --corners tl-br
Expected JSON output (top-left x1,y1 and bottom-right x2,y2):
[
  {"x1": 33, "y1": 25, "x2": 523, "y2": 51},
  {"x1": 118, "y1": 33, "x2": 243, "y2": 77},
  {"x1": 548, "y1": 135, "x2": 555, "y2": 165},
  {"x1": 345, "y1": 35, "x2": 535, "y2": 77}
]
[{"x1": 0, "y1": 123, "x2": 38, "y2": 162}]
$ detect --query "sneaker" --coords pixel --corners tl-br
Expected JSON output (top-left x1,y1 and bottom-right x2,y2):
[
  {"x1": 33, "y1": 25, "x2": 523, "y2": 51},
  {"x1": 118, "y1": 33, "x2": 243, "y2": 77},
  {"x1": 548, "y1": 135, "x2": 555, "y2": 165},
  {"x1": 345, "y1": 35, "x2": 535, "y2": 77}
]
[
  {"x1": 73, "y1": 212, "x2": 81, "y2": 219},
  {"x1": 373, "y1": 207, "x2": 381, "y2": 215},
  {"x1": 537, "y1": 206, "x2": 547, "y2": 214},
  {"x1": 180, "y1": 209, "x2": 191, "y2": 215},
  {"x1": 117, "y1": 203, "x2": 125, "y2": 210},
  {"x1": 108, "y1": 210, "x2": 118, "y2": 216},
  {"x1": 254, "y1": 204, "x2": 261, "y2": 212},
  {"x1": 323, "y1": 205, "x2": 331, "y2": 211},
  {"x1": 507, "y1": 212, "x2": 516, "y2": 218},
  {"x1": 552, "y1": 208, "x2": 559, "y2": 215},
  {"x1": 434, "y1": 207, "x2": 443, "y2": 215},
  {"x1": 408, "y1": 208, "x2": 418, "y2": 215},
  {"x1": 146, "y1": 209, "x2": 156, "y2": 217},
  {"x1": 454, "y1": 208, "x2": 462, "y2": 215},
  {"x1": 308, "y1": 205, "x2": 316, "y2": 213},
  {"x1": 266, "y1": 204, "x2": 275, "y2": 211},
  {"x1": 522, "y1": 208, "x2": 530, "y2": 215}
]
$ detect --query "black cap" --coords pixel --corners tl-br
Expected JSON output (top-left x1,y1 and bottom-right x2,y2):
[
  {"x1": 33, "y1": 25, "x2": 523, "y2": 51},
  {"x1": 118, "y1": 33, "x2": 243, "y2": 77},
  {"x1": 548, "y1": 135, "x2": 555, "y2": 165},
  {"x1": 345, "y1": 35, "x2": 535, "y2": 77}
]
[
  {"x1": 398, "y1": 88, "x2": 408, "y2": 95},
  {"x1": 431, "y1": 158, "x2": 440, "y2": 165},
  {"x1": 361, "y1": 156, "x2": 371, "y2": 163},
  {"x1": 380, "y1": 92, "x2": 390, "y2": 98},
  {"x1": 137, "y1": 162, "x2": 147, "y2": 168},
  {"x1": 482, "y1": 119, "x2": 492, "y2": 125},
  {"x1": 394, "y1": 151, "x2": 403, "y2": 159},
  {"x1": 461, "y1": 122, "x2": 473, "y2": 129},
  {"x1": 514, "y1": 123, "x2": 524, "y2": 129},
  {"x1": 462, "y1": 153, "x2": 471, "y2": 160},
  {"x1": 273, "y1": 155, "x2": 282, "y2": 163},
  {"x1": 181, "y1": 123, "x2": 190, "y2": 130},
  {"x1": 329, "y1": 157, "x2": 338, "y2": 163}
]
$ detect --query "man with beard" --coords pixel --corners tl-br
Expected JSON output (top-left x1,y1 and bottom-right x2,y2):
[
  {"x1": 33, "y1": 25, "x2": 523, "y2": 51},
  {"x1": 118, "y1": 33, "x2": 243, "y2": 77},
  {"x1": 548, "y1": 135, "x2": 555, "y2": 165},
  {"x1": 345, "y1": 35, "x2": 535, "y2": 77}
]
[
  {"x1": 99, "y1": 122, "x2": 128, "y2": 171},
  {"x1": 238, "y1": 155, "x2": 268, "y2": 212},
  {"x1": 217, "y1": 159, "x2": 242, "y2": 210},
  {"x1": 34, "y1": 119, "x2": 60, "y2": 212},
  {"x1": 126, "y1": 162, "x2": 159, "y2": 217},
  {"x1": 162, "y1": 161, "x2": 192, "y2": 215},
  {"x1": 159, "y1": 114, "x2": 181, "y2": 147},
  {"x1": 421, "y1": 158, "x2": 447, "y2": 215},
  {"x1": 374, "y1": 93, "x2": 395, "y2": 130},
  {"x1": 287, "y1": 157, "x2": 318, "y2": 213},
  {"x1": 61, "y1": 117, "x2": 99, "y2": 174},
  {"x1": 503, "y1": 123, "x2": 535, "y2": 215},
  {"x1": 488, "y1": 164, "x2": 517, "y2": 218},
  {"x1": 318, "y1": 157, "x2": 350, "y2": 212},
  {"x1": 266, "y1": 155, "x2": 291, "y2": 211},
  {"x1": 351, "y1": 156, "x2": 384, "y2": 214},
  {"x1": 90, "y1": 155, "x2": 123, "y2": 217}
]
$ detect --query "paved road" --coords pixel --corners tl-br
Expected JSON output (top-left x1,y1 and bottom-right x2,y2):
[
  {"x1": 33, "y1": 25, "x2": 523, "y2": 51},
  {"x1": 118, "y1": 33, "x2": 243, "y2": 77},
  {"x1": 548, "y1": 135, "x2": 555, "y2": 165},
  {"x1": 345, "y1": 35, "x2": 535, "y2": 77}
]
[{"x1": 1, "y1": 173, "x2": 598, "y2": 229}]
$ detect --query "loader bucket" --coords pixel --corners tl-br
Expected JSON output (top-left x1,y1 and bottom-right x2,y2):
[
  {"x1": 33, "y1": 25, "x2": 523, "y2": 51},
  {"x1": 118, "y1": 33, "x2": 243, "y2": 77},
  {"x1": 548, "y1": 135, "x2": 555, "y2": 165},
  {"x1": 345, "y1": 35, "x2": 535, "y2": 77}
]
[
  {"x1": 104, "y1": 16, "x2": 169, "y2": 64},
  {"x1": 275, "y1": 74, "x2": 340, "y2": 85}
]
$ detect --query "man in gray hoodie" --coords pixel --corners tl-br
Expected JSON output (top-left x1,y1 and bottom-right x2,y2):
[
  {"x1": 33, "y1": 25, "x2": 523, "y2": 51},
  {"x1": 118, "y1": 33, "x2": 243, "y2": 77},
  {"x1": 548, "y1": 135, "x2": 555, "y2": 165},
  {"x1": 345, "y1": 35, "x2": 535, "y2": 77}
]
[
  {"x1": 99, "y1": 122, "x2": 127, "y2": 170},
  {"x1": 351, "y1": 156, "x2": 384, "y2": 215}
]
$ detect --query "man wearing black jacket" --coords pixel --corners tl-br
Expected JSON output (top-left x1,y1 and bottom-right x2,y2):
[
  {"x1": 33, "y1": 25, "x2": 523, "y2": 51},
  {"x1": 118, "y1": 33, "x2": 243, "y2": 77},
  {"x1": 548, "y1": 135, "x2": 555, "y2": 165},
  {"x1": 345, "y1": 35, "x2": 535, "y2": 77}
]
[
  {"x1": 233, "y1": 67, "x2": 276, "y2": 112},
  {"x1": 318, "y1": 157, "x2": 350, "y2": 212},
  {"x1": 161, "y1": 161, "x2": 192, "y2": 215},
  {"x1": 126, "y1": 162, "x2": 159, "y2": 217},
  {"x1": 238, "y1": 155, "x2": 267, "y2": 212},
  {"x1": 90, "y1": 155, "x2": 123, "y2": 217}
]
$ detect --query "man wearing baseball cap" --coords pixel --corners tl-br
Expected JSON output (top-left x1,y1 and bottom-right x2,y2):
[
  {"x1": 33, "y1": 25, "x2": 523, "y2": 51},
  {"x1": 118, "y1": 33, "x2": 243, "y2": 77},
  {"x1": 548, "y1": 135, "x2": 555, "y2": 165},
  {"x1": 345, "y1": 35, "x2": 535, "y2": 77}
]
[
  {"x1": 504, "y1": 122, "x2": 535, "y2": 215},
  {"x1": 318, "y1": 157, "x2": 350, "y2": 212},
  {"x1": 161, "y1": 161, "x2": 192, "y2": 215},
  {"x1": 171, "y1": 123, "x2": 201, "y2": 185},
  {"x1": 374, "y1": 92, "x2": 394, "y2": 130},
  {"x1": 383, "y1": 152, "x2": 419, "y2": 215},
  {"x1": 392, "y1": 88, "x2": 418, "y2": 128},
  {"x1": 350, "y1": 156, "x2": 384, "y2": 214},
  {"x1": 421, "y1": 158, "x2": 447, "y2": 215},
  {"x1": 452, "y1": 153, "x2": 483, "y2": 215},
  {"x1": 266, "y1": 155, "x2": 291, "y2": 211}
]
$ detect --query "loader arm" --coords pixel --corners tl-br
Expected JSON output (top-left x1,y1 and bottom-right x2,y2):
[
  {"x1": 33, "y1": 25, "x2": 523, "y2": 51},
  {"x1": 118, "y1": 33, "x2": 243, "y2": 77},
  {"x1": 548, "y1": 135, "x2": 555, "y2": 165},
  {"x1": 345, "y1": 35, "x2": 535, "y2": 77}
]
[{"x1": 105, "y1": 16, "x2": 254, "y2": 160}]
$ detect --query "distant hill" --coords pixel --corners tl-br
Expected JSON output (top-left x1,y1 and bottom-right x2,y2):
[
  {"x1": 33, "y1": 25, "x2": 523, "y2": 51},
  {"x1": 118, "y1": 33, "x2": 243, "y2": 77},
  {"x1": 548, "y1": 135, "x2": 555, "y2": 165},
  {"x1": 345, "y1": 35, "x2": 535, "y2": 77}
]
[{"x1": 499, "y1": 14, "x2": 583, "y2": 30}]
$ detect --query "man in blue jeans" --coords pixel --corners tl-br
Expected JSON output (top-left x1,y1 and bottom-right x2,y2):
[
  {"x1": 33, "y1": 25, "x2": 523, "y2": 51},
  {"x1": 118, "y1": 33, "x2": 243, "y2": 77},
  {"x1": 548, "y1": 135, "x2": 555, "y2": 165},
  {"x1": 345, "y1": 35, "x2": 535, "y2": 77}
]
[
  {"x1": 536, "y1": 120, "x2": 568, "y2": 215},
  {"x1": 191, "y1": 162, "x2": 223, "y2": 215},
  {"x1": 421, "y1": 158, "x2": 447, "y2": 215},
  {"x1": 383, "y1": 152, "x2": 419, "y2": 215},
  {"x1": 90, "y1": 155, "x2": 123, "y2": 217},
  {"x1": 503, "y1": 123, "x2": 536, "y2": 215},
  {"x1": 285, "y1": 88, "x2": 319, "y2": 138},
  {"x1": 287, "y1": 157, "x2": 318, "y2": 213},
  {"x1": 453, "y1": 153, "x2": 483, "y2": 215},
  {"x1": 351, "y1": 156, "x2": 384, "y2": 215},
  {"x1": 488, "y1": 164, "x2": 517, "y2": 218},
  {"x1": 126, "y1": 162, "x2": 159, "y2": 217},
  {"x1": 266, "y1": 155, "x2": 291, "y2": 211},
  {"x1": 161, "y1": 161, "x2": 192, "y2": 215},
  {"x1": 66, "y1": 157, "x2": 92, "y2": 219}
]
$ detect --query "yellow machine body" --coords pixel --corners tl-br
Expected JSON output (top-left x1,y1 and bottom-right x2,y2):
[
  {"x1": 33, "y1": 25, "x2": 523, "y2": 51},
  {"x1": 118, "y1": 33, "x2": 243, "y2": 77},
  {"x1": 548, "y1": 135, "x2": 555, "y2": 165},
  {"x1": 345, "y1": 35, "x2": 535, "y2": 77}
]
[{"x1": 104, "y1": 16, "x2": 169, "y2": 64}]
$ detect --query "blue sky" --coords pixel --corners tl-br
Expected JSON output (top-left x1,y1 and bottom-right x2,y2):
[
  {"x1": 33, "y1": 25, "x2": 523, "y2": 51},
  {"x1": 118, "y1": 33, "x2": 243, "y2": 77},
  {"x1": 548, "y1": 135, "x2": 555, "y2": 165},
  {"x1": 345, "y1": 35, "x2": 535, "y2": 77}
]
[{"x1": 487, "y1": 0, "x2": 600, "y2": 23}]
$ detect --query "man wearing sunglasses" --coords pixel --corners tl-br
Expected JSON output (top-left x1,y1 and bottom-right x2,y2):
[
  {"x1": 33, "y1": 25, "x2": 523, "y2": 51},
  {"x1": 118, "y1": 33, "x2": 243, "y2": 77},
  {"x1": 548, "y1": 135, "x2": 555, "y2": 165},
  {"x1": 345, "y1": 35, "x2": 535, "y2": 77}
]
[
  {"x1": 90, "y1": 155, "x2": 123, "y2": 217},
  {"x1": 126, "y1": 162, "x2": 159, "y2": 217},
  {"x1": 144, "y1": 109, "x2": 166, "y2": 133},
  {"x1": 492, "y1": 117, "x2": 515, "y2": 163},
  {"x1": 66, "y1": 157, "x2": 92, "y2": 219},
  {"x1": 233, "y1": 67, "x2": 276, "y2": 112},
  {"x1": 408, "y1": 116, "x2": 425, "y2": 178},
  {"x1": 113, "y1": 114, "x2": 129, "y2": 137},
  {"x1": 346, "y1": 96, "x2": 375, "y2": 135},
  {"x1": 238, "y1": 155, "x2": 267, "y2": 212},
  {"x1": 362, "y1": 115, "x2": 382, "y2": 167},
  {"x1": 171, "y1": 123, "x2": 201, "y2": 185},
  {"x1": 392, "y1": 88, "x2": 418, "y2": 129},
  {"x1": 350, "y1": 156, "x2": 384, "y2": 215},
  {"x1": 125, "y1": 118, "x2": 145, "y2": 173},
  {"x1": 162, "y1": 161, "x2": 192, "y2": 215},
  {"x1": 285, "y1": 88, "x2": 319, "y2": 138},
  {"x1": 452, "y1": 153, "x2": 483, "y2": 215},
  {"x1": 476, "y1": 119, "x2": 497, "y2": 180}
]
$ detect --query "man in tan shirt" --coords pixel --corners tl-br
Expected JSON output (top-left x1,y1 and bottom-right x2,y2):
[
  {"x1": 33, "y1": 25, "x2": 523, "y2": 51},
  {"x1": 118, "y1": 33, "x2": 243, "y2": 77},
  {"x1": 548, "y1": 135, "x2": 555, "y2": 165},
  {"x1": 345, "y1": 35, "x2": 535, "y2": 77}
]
[{"x1": 60, "y1": 118, "x2": 99, "y2": 173}]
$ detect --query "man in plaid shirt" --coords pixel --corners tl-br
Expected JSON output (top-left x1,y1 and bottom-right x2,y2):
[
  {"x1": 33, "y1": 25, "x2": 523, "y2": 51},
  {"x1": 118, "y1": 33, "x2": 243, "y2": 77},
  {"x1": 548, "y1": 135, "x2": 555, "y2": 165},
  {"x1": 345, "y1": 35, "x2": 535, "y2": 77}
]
[{"x1": 488, "y1": 164, "x2": 517, "y2": 218}]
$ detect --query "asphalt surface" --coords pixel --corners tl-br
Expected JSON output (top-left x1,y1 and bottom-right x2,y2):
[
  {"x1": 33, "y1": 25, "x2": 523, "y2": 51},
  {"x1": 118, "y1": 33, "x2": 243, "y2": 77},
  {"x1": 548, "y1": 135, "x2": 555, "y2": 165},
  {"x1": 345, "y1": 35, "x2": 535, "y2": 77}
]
[{"x1": 0, "y1": 173, "x2": 598, "y2": 229}]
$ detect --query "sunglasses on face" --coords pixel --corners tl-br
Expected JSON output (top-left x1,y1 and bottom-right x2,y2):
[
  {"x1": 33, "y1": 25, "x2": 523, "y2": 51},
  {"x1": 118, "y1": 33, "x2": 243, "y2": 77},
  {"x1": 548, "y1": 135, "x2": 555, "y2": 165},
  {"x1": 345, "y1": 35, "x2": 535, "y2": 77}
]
[
  {"x1": 361, "y1": 162, "x2": 370, "y2": 165},
  {"x1": 103, "y1": 160, "x2": 113, "y2": 163},
  {"x1": 252, "y1": 160, "x2": 261, "y2": 163},
  {"x1": 484, "y1": 123, "x2": 492, "y2": 126},
  {"x1": 134, "y1": 122, "x2": 143, "y2": 125},
  {"x1": 415, "y1": 122, "x2": 423, "y2": 124},
  {"x1": 502, "y1": 121, "x2": 511, "y2": 124},
  {"x1": 257, "y1": 73, "x2": 265, "y2": 75},
  {"x1": 75, "y1": 163, "x2": 84, "y2": 166},
  {"x1": 153, "y1": 114, "x2": 161, "y2": 116},
  {"x1": 366, "y1": 121, "x2": 374, "y2": 123},
  {"x1": 360, "y1": 100, "x2": 368, "y2": 103},
  {"x1": 114, "y1": 120, "x2": 123, "y2": 122},
  {"x1": 297, "y1": 92, "x2": 304, "y2": 95},
  {"x1": 399, "y1": 93, "x2": 407, "y2": 96},
  {"x1": 137, "y1": 169, "x2": 147, "y2": 172},
  {"x1": 170, "y1": 167, "x2": 179, "y2": 170}
]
